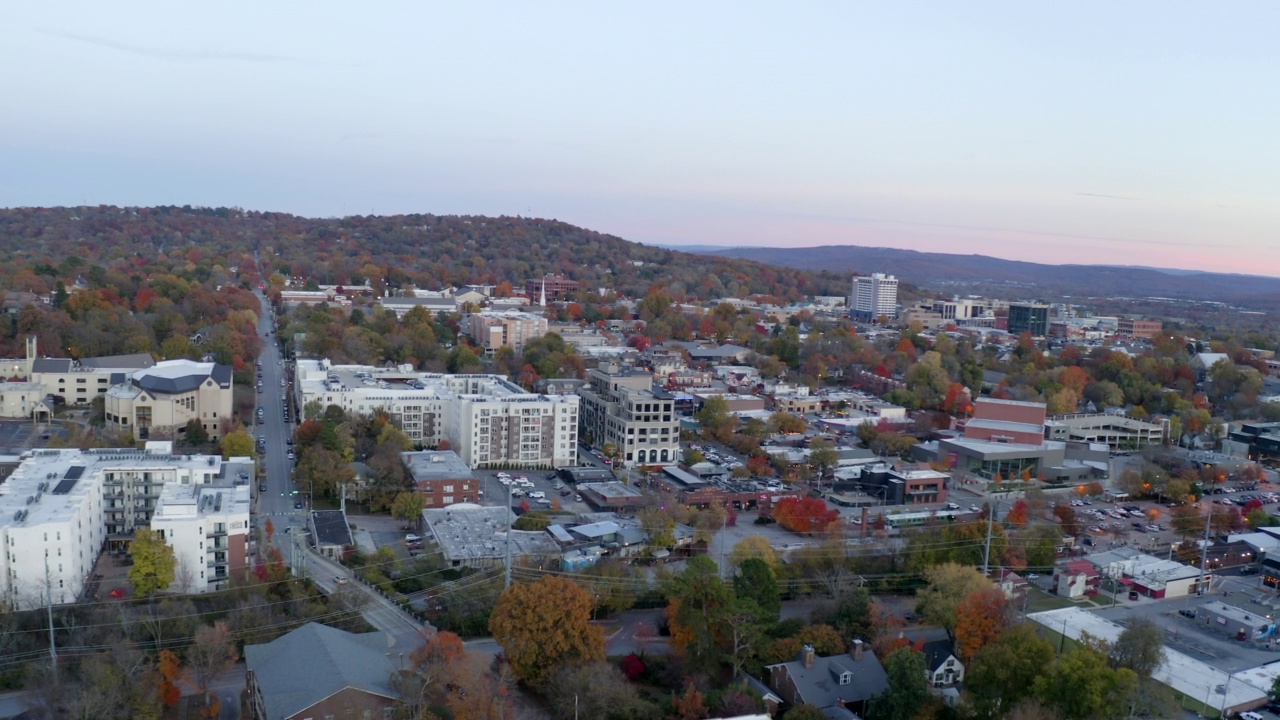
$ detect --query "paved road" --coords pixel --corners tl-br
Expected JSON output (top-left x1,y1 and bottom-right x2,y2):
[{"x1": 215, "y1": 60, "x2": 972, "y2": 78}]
[{"x1": 251, "y1": 288, "x2": 432, "y2": 653}]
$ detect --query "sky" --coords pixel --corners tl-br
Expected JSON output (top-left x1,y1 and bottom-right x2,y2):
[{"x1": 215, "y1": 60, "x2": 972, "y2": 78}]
[{"x1": 3, "y1": 2, "x2": 1279, "y2": 276}]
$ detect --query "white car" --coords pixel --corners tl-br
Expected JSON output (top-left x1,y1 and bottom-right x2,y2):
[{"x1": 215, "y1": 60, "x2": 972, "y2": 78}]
[
  {"x1": 528, "y1": 491, "x2": 546, "y2": 499},
  {"x1": 497, "y1": 472, "x2": 511, "y2": 479}
]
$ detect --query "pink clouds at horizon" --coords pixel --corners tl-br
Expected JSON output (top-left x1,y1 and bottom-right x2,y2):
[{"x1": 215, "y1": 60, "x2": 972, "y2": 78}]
[{"x1": 637, "y1": 213, "x2": 1280, "y2": 279}]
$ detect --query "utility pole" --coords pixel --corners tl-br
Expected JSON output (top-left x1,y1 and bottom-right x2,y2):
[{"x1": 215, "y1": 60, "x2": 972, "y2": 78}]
[
  {"x1": 1198, "y1": 501, "x2": 1213, "y2": 595},
  {"x1": 45, "y1": 561, "x2": 57, "y2": 685},
  {"x1": 982, "y1": 500, "x2": 1000, "y2": 577},
  {"x1": 504, "y1": 478, "x2": 513, "y2": 590}
]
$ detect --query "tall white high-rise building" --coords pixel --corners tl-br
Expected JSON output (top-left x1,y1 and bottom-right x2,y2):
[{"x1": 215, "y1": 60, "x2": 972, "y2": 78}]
[{"x1": 851, "y1": 273, "x2": 899, "y2": 321}]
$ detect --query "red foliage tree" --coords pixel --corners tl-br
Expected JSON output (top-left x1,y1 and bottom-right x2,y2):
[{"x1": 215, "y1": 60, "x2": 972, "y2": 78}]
[
  {"x1": 620, "y1": 653, "x2": 646, "y2": 681},
  {"x1": 772, "y1": 497, "x2": 839, "y2": 534},
  {"x1": 1005, "y1": 500, "x2": 1029, "y2": 526}
]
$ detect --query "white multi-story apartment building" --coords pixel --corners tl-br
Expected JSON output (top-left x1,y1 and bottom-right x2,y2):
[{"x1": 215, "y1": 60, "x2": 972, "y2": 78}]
[
  {"x1": 294, "y1": 361, "x2": 578, "y2": 468},
  {"x1": 851, "y1": 272, "x2": 899, "y2": 321},
  {"x1": 466, "y1": 311, "x2": 549, "y2": 354},
  {"x1": 151, "y1": 483, "x2": 251, "y2": 593},
  {"x1": 579, "y1": 363, "x2": 679, "y2": 468},
  {"x1": 104, "y1": 359, "x2": 235, "y2": 441},
  {"x1": 0, "y1": 444, "x2": 253, "y2": 609}
]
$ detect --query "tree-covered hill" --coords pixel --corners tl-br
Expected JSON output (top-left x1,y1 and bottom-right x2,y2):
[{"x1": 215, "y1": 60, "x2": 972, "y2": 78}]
[{"x1": 0, "y1": 206, "x2": 848, "y2": 303}]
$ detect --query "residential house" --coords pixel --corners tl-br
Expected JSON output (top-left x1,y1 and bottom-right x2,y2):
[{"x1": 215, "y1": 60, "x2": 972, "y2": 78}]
[
  {"x1": 245, "y1": 622, "x2": 398, "y2": 720},
  {"x1": 766, "y1": 640, "x2": 888, "y2": 719},
  {"x1": 1054, "y1": 558, "x2": 1100, "y2": 599},
  {"x1": 309, "y1": 509, "x2": 353, "y2": 561},
  {"x1": 921, "y1": 639, "x2": 964, "y2": 687}
]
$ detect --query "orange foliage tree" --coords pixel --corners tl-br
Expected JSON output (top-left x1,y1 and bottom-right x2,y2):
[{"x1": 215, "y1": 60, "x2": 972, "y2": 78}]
[
  {"x1": 1005, "y1": 499, "x2": 1029, "y2": 526},
  {"x1": 153, "y1": 649, "x2": 183, "y2": 708},
  {"x1": 954, "y1": 587, "x2": 1010, "y2": 662},
  {"x1": 772, "y1": 496, "x2": 840, "y2": 535},
  {"x1": 489, "y1": 575, "x2": 604, "y2": 686}
]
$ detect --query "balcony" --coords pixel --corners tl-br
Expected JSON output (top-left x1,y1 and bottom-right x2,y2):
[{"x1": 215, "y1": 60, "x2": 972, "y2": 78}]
[{"x1": 206, "y1": 528, "x2": 227, "y2": 538}]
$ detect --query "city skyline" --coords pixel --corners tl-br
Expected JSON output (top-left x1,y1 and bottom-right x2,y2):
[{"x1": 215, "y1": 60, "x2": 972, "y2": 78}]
[{"x1": 3, "y1": 3, "x2": 1279, "y2": 276}]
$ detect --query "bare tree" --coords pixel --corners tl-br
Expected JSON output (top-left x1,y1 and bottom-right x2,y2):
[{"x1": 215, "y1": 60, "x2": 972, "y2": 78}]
[
  {"x1": 174, "y1": 557, "x2": 196, "y2": 594},
  {"x1": 187, "y1": 621, "x2": 240, "y2": 712}
]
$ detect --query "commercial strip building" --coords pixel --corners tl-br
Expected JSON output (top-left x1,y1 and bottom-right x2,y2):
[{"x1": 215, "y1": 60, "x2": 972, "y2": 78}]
[
  {"x1": 419, "y1": 504, "x2": 559, "y2": 568},
  {"x1": 578, "y1": 363, "x2": 680, "y2": 468},
  {"x1": 830, "y1": 463, "x2": 949, "y2": 506},
  {"x1": 104, "y1": 359, "x2": 235, "y2": 440},
  {"x1": 1030, "y1": 608, "x2": 1269, "y2": 717},
  {"x1": 0, "y1": 444, "x2": 253, "y2": 608},
  {"x1": 294, "y1": 361, "x2": 579, "y2": 469}
]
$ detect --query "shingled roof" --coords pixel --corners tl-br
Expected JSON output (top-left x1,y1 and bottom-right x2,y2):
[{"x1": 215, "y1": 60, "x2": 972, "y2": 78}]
[{"x1": 244, "y1": 622, "x2": 396, "y2": 720}]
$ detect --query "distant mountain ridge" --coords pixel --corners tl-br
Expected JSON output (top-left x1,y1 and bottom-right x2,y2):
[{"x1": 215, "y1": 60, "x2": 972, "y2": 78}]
[{"x1": 680, "y1": 244, "x2": 1280, "y2": 307}]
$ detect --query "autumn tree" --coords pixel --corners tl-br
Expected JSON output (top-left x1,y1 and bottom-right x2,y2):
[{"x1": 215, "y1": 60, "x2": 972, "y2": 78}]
[
  {"x1": 695, "y1": 395, "x2": 735, "y2": 443},
  {"x1": 728, "y1": 534, "x2": 781, "y2": 571},
  {"x1": 129, "y1": 528, "x2": 177, "y2": 597},
  {"x1": 772, "y1": 496, "x2": 840, "y2": 534},
  {"x1": 1110, "y1": 617, "x2": 1165, "y2": 679},
  {"x1": 915, "y1": 563, "x2": 989, "y2": 643},
  {"x1": 1053, "y1": 503, "x2": 1080, "y2": 536},
  {"x1": 489, "y1": 575, "x2": 604, "y2": 686},
  {"x1": 219, "y1": 427, "x2": 255, "y2": 459},
  {"x1": 543, "y1": 660, "x2": 655, "y2": 720},
  {"x1": 867, "y1": 647, "x2": 928, "y2": 720},
  {"x1": 734, "y1": 557, "x2": 782, "y2": 621},
  {"x1": 965, "y1": 624, "x2": 1055, "y2": 717},
  {"x1": 391, "y1": 491, "x2": 426, "y2": 522},
  {"x1": 187, "y1": 621, "x2": 239, "y2": 715},
  {"x1": 1005, "y1": 499, "x2": 1029, "y2": 526},
  {"x1": 953, "y1": 587, "x2": 1009, "y2": 662},
  {"x1": 1035, "y1": 641, "x2": 1138, "y2": 720},
  {"x1": 664, "y1": 555, "x2": 734, "y2": 674},
  {"x1": 153, "y1": 649, "x2": 183, "y2": 709}
]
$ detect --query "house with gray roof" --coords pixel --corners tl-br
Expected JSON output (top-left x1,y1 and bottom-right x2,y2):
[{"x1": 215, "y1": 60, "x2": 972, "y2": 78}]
[
  {"x1": 245, "y1": 622, "x2": 398, "y2": 720},
  {"x1": 765, "y1": 640, "x2": 887, "y2": 719},
  {"x1": 310, "y1": 509, "x2": 354, "y2": 560}
]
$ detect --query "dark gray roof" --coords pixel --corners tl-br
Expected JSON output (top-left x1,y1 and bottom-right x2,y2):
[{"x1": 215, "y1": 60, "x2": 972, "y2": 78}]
[
  {"x1": 79, "y1": 353, "x2": 155, "y2": 370},
  {"x1": 920, "y1": 639, "x2": 958, "y2": 673},
  {"x1": 768, "y1": 649, "x2": 888, "y2": 708},
  {"x1": 31, "y1": 358, "x2": 72, "y2": 374},
  {"x1": 311, "y1": 510, "x2": 353, "y2": 547},
  {"x1": 244, "y1": 622, "x2": 395, "y2": 720},
  {"x1": 211, "y1": 363, "x2": 232, "y2": 388},
  {"x1": 131, "y1": 361, "x2": 232, "y2": 394}
]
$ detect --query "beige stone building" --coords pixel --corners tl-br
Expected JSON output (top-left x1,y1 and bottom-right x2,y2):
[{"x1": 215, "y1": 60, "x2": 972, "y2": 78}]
[{"x1": 104, "y1": 360, "x2": 234, "y2": 440}]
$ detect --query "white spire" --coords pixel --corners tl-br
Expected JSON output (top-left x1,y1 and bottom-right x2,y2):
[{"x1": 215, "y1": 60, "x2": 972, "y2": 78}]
[{"x1": 539, "y1": 276, "x2": 547, "y2": 307}]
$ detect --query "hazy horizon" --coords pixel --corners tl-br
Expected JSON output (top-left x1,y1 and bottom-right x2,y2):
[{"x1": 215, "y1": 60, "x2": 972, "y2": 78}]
[{"x1": 4, "y1": 2, "x2": 1279, "y2": 276}]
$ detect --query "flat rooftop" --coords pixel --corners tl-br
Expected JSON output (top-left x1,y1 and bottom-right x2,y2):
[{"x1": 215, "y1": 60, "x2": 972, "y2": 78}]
[
  {"x1": 0, "y1": 447, "x2": 234, "y2": 529},
  {"x1": 422, "y1": 504, "x2": 559, "y2": 562},
  {"x1": 402, "y1": 451, "x2": 473, "y2": 482},
  {"x1": 1030, "y1": 608, "x2": 1269, "y2": 711}
]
